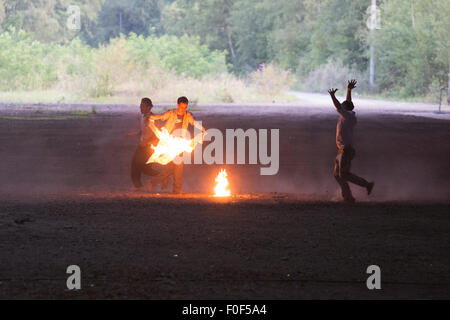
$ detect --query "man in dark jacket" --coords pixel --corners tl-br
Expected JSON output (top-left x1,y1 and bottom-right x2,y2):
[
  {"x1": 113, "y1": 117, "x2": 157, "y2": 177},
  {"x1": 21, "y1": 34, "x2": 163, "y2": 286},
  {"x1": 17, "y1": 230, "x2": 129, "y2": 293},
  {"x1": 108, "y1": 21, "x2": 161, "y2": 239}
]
[{"x1": 126, "y1": 98, "x2": 159, "y2": 191}]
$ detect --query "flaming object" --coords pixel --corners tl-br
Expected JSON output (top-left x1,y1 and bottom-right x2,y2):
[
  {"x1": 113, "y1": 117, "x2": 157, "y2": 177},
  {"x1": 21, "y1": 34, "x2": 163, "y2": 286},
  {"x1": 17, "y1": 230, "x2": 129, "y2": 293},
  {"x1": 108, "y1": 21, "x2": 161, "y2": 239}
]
[
  {"x1": 214, "y1": 169, "x2": 231, "y2": 197},
  {"x1": 146, "y1": 127, "x2": 204, "y2": 165}
]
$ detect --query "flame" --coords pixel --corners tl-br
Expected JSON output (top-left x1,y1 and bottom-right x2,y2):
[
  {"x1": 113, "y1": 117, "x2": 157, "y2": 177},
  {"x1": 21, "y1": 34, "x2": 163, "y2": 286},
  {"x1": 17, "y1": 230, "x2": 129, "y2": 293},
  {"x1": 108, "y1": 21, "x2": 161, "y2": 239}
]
[
  {"x1": 214, "y1": 169, "x2": 231, "y2": 197},
  {"x1": 146, "y1": 128, "x2": 194, "y2": 165}
]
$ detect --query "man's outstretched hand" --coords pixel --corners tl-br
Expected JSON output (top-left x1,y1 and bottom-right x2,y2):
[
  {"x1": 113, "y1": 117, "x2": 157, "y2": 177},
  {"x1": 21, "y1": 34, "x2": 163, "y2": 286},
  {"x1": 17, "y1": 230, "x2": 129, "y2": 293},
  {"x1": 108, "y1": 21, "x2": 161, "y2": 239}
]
[
  {"x1": 328, "y1": 88, "x2": 338, "y2": 95},
  {"x1": 347, "y1": 79, "x2": 357, "y2": 90}
]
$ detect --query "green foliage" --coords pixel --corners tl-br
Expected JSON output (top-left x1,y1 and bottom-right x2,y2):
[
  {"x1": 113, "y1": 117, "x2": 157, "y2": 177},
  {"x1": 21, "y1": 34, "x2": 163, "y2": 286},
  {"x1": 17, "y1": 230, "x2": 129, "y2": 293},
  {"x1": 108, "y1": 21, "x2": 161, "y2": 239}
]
[
  {"x1": 229, "y1": 0, "x2": 272, "y2": 72},
  {"x1": 127, "y1": 33, "x2": 228, "y2": 78},
  {"x1": 311, "y1": 0, "x2": 368, "y2": 71},
  {"x1": 162, "y1": 0, "x2": 236, "y2": 68},
  {"x1": 0, "y1": 28, "x2": 57, "y2": 89},
  {"x1": 0, "y1": 1, "x2": 5, "y2": 32},
  {"x1": 1, "y1": 0, "x2": 104, "y2": 43},
  {"x1": 264, "y1": 0, "x2": 318, "y2": 70},
  {"x1": 80, "y1": 33, "x2": 228, "y2": 97},
  {"x1": 373, "y1": 0, "x2": 450, "y2": 97},
  {"x1": 0, "y1": 28, "x2": 228, "y2": 96},
  {"x1": 0, "y1": 0, "x2": 448, "y2": 99},
  {"x1": 92, "y1": 0, "x2": 164, "y2": 45},
  {"x1": 250, "y1": 63, "x2": 295, "y2": 98}
]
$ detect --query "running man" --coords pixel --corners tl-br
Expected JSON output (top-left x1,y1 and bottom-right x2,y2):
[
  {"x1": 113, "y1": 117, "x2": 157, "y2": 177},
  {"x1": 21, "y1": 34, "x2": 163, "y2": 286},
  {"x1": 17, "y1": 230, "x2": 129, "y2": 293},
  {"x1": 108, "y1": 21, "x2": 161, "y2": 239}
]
[
  {"x1": 125, "y1": 97, "x2": 159, "y2": 191},
  {"x1": 328, "y1": 80, "x2": 374, "y2": 203},
  {"x1": 148, "y1": 96, "x2": 206, "y2": 194}
]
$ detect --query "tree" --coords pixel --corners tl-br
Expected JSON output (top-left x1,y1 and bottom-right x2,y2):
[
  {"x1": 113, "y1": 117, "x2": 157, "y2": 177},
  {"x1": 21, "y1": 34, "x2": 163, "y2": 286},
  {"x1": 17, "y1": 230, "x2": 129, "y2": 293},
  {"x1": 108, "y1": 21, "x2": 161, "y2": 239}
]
[
  {"x1": 374, "y1": 0, "x2": 450, "y2": 97},
  {"x1": 264, "y1": 0, "x2": 319, "y2": 70},
  {"x1": 1, "y1": 0, "x2": 103, "y2": 43},
  {"x1": 306, "y1": 0, "x2": 368, "y2": 71},
  {"x1": 162, "y1": 0, "x2": 236, "y2": 69},
  {"x1": 92, "y1": 0, "x2": 165, "y2": 45},
  {"x1": 229, "y1": 0, "x2": 272, "y2": 72},
  {"x1": 0, "y1": 0, "x2": 5, "y2": 32}
]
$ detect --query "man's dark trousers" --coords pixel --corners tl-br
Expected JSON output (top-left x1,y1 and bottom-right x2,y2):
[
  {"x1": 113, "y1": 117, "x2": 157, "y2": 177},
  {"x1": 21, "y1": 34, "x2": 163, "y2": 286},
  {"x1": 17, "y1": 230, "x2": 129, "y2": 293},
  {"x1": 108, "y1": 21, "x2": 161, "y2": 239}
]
[
  {"x1": 333, "y1": 145, "x2": 369, "y2": 200},
  {"x1": 131, "y1": 145, "x2": 158, "y2": 188}
]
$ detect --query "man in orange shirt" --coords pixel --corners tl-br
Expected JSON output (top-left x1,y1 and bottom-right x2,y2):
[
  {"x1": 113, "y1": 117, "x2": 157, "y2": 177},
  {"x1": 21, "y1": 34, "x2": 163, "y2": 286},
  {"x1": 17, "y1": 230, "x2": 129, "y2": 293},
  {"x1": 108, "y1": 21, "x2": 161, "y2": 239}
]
[{"x1": 149, "y1": 96, "x2": 206, "y2": 194}]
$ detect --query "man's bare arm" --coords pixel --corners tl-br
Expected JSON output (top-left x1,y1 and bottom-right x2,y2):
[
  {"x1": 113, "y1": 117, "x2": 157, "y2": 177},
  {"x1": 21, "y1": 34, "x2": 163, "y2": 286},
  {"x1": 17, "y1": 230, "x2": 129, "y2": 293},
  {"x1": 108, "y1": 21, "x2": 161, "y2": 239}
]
[
  {"x1": 147, "y1": 120, "x2": 161, "y2": 138},
  {"x1": 346, "y1": 79, "x2": 357, "y2": 102},
  {"x1": 149, "y1": 114, "x2": 164, "y2": 120},
  {"x1": 149, "y1": 111, "x2": 170, "y2": 121},
  {"x1": 186, "y1": 113, "x2": 205, "y2": 132},
  {"x1": 194, "y1": 121, "x2": 206, "y2": 133},
  {"x1": 189, "y1": 115, "x2": 207, "y2": 143},
  {"x1": 328, "y1": 88, "x2": 341, "y2": 110}
]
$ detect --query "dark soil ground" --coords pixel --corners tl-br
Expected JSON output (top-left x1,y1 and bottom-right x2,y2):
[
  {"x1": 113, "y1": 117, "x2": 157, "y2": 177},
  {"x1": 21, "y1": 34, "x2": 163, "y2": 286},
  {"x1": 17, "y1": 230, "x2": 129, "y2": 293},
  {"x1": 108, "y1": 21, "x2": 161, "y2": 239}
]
[{"x1": 0, "y1": 104, "x2": 449, "y2": 299}]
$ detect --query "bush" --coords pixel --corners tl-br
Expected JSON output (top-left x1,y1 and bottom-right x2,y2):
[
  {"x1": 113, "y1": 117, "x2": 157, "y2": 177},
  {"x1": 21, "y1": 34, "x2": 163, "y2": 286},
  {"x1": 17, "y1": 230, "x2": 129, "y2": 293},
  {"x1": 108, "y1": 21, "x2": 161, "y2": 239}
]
[
  {"x1": 127, "y1": 33, "x2": 228, "y2": 78},
  {"x1": 0, "y1": 29, "x2": 295, "y2": 102},
  {"x1": 297, "y1": 60, "x2": 370, "y2": 93},
  {"x1": 52, "y1": 38, "x2": 94, "y2": 95},
  {"x1": 249, "y1": 63, "x2": 295, "y2": 98},
  {"x1": 0, "y1": 28, "x2": 57, "y2": 90}
]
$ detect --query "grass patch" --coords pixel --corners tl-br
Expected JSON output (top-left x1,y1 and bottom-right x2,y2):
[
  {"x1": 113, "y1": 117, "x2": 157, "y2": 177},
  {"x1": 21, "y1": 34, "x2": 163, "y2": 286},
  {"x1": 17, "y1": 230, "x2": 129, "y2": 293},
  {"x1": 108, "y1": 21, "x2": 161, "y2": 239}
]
[
  {"x1": 0, "y1": 115, "x2": 92, "y2": 121},
  {"x1": 0, "y1": 90, "x2": 80, "y2": 104}
]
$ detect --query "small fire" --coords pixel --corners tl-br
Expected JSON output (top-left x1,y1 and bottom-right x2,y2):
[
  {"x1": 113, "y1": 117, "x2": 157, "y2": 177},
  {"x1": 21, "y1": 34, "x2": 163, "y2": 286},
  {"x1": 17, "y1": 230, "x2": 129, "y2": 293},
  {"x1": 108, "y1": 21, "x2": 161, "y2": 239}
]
[{"x1": 214, "y1": 169, "x2": 231, "y2": 197}]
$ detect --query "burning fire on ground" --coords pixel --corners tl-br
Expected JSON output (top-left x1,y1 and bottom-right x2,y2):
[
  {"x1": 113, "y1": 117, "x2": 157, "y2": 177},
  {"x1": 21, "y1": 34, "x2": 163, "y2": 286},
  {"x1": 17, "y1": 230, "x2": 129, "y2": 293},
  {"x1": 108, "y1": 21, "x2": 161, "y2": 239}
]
[{"x1": 214, "y1": 169, "x2": 231, "y2": 197}]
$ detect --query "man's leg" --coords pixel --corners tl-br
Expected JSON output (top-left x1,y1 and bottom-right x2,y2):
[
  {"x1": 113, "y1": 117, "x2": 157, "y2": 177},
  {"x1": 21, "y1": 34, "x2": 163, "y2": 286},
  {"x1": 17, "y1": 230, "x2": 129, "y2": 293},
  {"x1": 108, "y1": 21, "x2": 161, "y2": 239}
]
[
  {"x1": 141, "y1": 162, "x2": 159, "y2": 177},
  {"x1": 131, "y1": 147, "x2": 144, "y2": 188},
  {"x1": 335, "y1": 176, "x2": 354, "y2": 201},
  {"x1": 334, "y1": 156, "x2": 354, "y2": 201},
  {"x1": 172, "y1": 162, "x2": 184, "y2": 193},
  {"x1": 131, "y1": 146, "x2": 159, "y2": 188},
  {"x1": 341, "y1": 147, "x2": 370, "y2": 188},
  {"x1": 343, "y1": 172, "x2": 369, "y2": 188},
  {"x1": 341, "y1": 147, "x2": 374, "y2": 195},
  {"x1": 150, "y1": 163, "x2": 174, "y2": 190}
]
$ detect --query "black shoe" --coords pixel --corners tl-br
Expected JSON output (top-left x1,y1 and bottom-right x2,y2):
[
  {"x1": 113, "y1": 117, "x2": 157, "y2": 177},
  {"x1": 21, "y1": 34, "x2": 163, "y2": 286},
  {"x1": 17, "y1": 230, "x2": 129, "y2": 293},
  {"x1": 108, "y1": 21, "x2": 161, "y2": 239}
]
[{"x1": 367, "y1": 182, "x2": 374, "y2": 195}]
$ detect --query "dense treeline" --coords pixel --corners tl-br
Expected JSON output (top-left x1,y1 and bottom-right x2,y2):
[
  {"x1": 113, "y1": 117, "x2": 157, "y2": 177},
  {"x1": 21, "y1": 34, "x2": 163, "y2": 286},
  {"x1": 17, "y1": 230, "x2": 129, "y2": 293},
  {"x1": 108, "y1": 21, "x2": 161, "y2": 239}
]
[{"x1": 0, "y1": 0, "x2": 448, "y2": 99}]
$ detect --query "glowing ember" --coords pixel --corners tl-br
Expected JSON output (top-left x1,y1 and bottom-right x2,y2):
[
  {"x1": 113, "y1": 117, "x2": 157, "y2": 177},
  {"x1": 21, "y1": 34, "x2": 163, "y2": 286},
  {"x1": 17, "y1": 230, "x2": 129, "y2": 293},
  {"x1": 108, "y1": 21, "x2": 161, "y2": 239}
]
[
  {"x1": 214, "y1": 169, "x2": 231, "y2": 197},
  {"x1": 146, "y1": 127, "x2": 194, "y2": 165}
]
